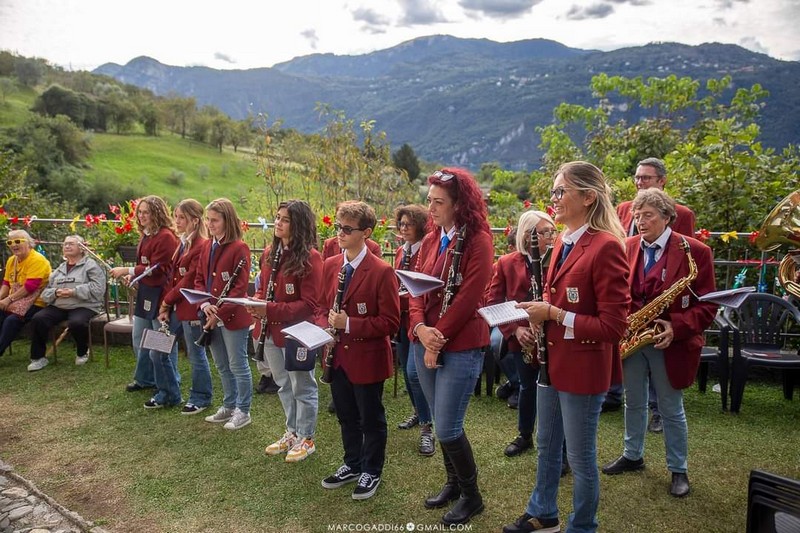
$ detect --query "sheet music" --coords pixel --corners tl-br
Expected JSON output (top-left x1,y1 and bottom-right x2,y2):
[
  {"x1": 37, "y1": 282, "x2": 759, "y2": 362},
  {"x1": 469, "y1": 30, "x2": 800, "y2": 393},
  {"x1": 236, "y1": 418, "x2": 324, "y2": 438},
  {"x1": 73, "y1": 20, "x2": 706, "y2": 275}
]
[
  {"x1": 221, "y1": 297, "x2": 267, "y2": 306},
  {"x1": 477, "y1": 300, "x2": 530, "y2": 327},
  {"x1": 698, "y1": 286, "x2": 755, "y2": 309},
  {"x1": 130, "y1": 262, "x2": 160, "y2": 285},
  {"x1": 140, "y1": 328, "x2": 177, "y2": 354},
  {"x1": 394, "y1": 270, "x2": 444, "y2": 297},
  {"x1": 280, "y1": 321, "x2": 334, "y2": 350},
  {"x1": 179, "y1": 288, "x2": 214, "y2": 304}
]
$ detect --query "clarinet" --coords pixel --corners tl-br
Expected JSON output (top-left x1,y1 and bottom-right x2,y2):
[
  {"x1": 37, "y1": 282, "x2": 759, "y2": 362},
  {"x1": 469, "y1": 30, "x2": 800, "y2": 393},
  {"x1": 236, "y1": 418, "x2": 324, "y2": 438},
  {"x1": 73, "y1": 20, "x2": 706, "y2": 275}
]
[
  {"x1": 320, "y1": 264, "x2": 348, "y2": 385},
  {"x1": 528, "y1": 228, "x2": 551, "y2": 386},
  {"x1": 253, "y1": 245, "x2": 282, "y2": 362},
  {"x1": 195, "y1": 258, "x2": 246, "y2": 347},
  {"x1": 436, "y1": 226, "x2": 467, "y2": 366},
  {"x1": 397, "y1": 243, "x2": 412, "y2": 295}
]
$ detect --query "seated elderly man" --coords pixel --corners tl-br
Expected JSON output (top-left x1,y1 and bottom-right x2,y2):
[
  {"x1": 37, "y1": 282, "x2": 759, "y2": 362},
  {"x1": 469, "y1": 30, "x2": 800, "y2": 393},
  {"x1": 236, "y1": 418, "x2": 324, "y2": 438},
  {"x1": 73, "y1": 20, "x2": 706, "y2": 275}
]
[
  {"x1": 30, "y1": 235, "x2": 106, "y2": 369},
  {"x1": 0, "y1": 229, "x2": 52, "y2": 369}
]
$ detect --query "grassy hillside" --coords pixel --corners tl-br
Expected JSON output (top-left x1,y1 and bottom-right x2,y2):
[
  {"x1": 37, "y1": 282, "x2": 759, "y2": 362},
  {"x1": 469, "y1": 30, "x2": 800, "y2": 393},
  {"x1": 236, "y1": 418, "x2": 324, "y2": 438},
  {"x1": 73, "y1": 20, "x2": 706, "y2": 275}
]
[
  {"x1": 84, "y1": 132, "x2": 262, "y2": 211},
  {"x1": 0, "y1": 83, "x2": 37, "y2": 127}
]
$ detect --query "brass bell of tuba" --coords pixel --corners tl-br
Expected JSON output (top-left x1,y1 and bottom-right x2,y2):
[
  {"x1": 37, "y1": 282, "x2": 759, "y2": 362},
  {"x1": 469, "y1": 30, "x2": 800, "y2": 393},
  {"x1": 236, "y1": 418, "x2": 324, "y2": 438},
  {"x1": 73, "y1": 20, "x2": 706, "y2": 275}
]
[{"x1": 755, "y1": 190, "x2": 800, "y2": 299}]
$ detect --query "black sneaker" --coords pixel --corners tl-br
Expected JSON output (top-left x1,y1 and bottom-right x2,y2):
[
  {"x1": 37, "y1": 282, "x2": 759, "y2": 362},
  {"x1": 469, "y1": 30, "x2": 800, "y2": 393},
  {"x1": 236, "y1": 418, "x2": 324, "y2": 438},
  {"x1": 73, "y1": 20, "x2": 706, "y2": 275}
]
[
  {"x1": 181, "y1": 404, "x2": 208, "y2": 415},
  {"x1": 351, "y1": 473, "x2": 381, "y2": 500},
  {"x1": 418, "y1": 428, "x2": 435, "y2": 457},
  {"x1": 126, "y1": 382, "x2": 155, "y2": 392},
  {"x1": 507, "y1": 391, "x2": 519, "y2": 409},
  {"x1": 496, "y1": 381, "x2": 514, "y2": 400},
  {"x1": 143, "y1": 399, "x2": 164, "y2": 409},
  {"x1": 327, "y1": 400, "x2": 336, "y2": 414},
  {"x1": 502, "y1": 513, "x2": 560, "y2": 533},
  {"x1": 321, "y1": 465, "x2": 360, "y2": 489},
  {"x1": 504, "y1": 434, "x2": 533, "y2": 457},
  {"x1": 398, "y1": 413, "x2": 419, "y2": 430},
  {"x1": 647, "y1": 412, "x2": 664, "y2": 433}
]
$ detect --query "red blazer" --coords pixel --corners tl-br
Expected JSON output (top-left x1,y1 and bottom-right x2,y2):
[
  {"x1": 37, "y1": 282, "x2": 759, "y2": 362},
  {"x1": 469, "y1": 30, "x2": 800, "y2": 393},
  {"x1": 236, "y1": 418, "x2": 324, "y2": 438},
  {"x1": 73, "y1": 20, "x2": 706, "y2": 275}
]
[
  {"x1": 408, "y1": 228, "x2": 493, "y2": 352},
  {"x1": 317, "y1": 250, "x2": 400, "y2": 385},
  {"x1": 544, "y1": 230, "x2": 631, "y2": 395},
  {"x1": 322, "y1": 236, "x2": 382, "y2": 260},
  {"x1": 394, "y1": 244, "x2": 421, "y2": 332},
  {"x1": 162, "y1": 236, "x2": 208, "y2": 321},
  {"x1": 193, "y1": 239, "x2": 252, "y2": 330},
  {"x1": 135, "y1": 227, "x2": 179, "y2": 289},
  {"x1": 617, "y1": 200, "x2": 696, "y2": 237},
  {"x1": 487, "y1": 251, "x2": 536, "y2": 354},
  {"x1": 253, "y1": 246, "x2": 323, "y2": 348},
  {"x1": 625, "y1": 232, "x2": 717, "y2": 389}
]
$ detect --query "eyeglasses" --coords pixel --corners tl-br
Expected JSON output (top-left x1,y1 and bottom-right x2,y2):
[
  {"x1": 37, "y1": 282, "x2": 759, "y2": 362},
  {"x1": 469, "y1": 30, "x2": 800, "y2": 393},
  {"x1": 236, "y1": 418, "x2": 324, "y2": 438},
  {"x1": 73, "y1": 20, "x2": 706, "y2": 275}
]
[
  {"x1": 432, "y1": 170, "x2": 456, "y2": 182},
  {"x1": 633, "y1": 174, "x2": 659, "y2": 183},
  {"x1": 62, "y1": 242, "x2": 78, "y2": 247},
  {"x1": 537, "y1": 229, "x2": 558, "y2": 238},
  {"x1": 5, "y1": 239, "x2": 25, "y2": 246},
  {"x1": 550, "y1": 187, "x2": 572, "y2": 200},
  {"x1": 333, "y1": 222, "x2": 366, "y2": 235},
  {"x1": 398, "y1": 222, "x2": 412, "y2": 229}
]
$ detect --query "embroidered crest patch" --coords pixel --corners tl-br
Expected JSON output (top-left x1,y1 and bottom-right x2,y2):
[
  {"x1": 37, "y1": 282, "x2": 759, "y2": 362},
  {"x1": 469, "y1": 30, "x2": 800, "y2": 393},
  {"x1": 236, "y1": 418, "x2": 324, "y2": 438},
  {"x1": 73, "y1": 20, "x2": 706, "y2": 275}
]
[
  {"x1": 681, "y1": 295, "x2": 690, "y2": 309},
  {"x1": 221, "y1": 271, "x2": 230, "y2": 281},
  {"x1": 141, "y1": 256, "x2": 149, "y2": 265},
  {"x1": 566, "y1": 287, "x2": 579, "y2": 303},
  {"x1": 357, "y1": 303, "x2": 367, "y2": 314},
  {"x1": 296, "y1": 347, "x2": 308, "y2": 362},
  {"x1": 179, "y1": 267, "x2": 186, "y2": 276},
  {"x1": 143, "y1": 299, "x2": 152, "y2": 312},
  {"x1": 285, "y1": 283, "x2": 295, "y2": 295}
]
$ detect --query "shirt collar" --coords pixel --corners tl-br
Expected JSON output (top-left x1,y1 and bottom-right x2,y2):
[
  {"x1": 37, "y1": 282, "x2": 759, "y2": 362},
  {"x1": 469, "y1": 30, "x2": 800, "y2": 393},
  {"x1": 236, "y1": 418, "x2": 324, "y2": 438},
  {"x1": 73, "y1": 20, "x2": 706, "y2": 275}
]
[
  {"x1": 641, "y1": 227, "x2": 672, "y2": 250},
  {"x1": 344, "y1": 244, "x2": 368, "y2": 271},
  {"x1": 561, "y1": 223, "x2": 590, "y2": 245},
  {"x1": 440, "y1": 226, "x2": 457, "y2": 242}
]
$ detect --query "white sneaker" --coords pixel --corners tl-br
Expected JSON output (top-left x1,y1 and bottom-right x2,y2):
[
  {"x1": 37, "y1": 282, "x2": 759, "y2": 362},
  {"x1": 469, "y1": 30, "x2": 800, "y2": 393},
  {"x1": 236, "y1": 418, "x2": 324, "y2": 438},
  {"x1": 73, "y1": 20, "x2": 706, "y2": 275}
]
[
  {"x1": 265, "y1": 431, "x2": 297, "y2": 455},
  {"x1": 204, "y1": 406, "x2": 234, "y2": 424},
  {"x1": 75, "y1": 354, "x2": 89, "y2": 366},
  {"x1": 27, "y1": 358, "x2": 49, "y2": 372},
  {"x1": 285, "y1": 438, "x2": 316, "y2": 463},
  {"x1": 223, "y1": 408, "x2": 251, "y2": 430}
]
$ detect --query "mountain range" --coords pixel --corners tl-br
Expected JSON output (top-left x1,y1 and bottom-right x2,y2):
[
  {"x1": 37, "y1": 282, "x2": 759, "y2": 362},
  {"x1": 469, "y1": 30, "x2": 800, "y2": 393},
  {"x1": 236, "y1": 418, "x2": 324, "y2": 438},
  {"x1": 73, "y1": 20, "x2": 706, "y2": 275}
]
[{"x1": 95, "y1": 35, "x2": 800, "y2": 171}]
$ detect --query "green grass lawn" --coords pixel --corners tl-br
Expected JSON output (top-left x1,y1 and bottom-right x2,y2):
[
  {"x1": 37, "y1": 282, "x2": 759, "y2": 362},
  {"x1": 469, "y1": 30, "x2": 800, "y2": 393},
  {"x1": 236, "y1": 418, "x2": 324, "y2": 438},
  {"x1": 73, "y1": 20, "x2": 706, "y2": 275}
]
[{"x1": 1, "y1": 339, "x2": 799, "y2": 533}]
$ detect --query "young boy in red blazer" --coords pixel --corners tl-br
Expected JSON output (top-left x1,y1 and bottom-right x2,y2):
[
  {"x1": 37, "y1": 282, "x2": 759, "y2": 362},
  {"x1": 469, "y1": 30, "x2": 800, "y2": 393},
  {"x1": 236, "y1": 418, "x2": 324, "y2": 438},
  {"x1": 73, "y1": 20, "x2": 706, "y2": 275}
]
[{"x1": 318, "y1": 200, "x2": 400, "y2": 501}]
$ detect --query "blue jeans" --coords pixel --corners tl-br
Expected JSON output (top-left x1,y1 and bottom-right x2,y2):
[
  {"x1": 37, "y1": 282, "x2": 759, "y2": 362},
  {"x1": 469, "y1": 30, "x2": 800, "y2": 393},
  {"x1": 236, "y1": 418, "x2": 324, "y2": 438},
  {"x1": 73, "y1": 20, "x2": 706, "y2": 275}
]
[
  {"x1": 622, "y1": 345, "x2": 688, "y2": 473},
  {"x1": 150, "y1": 312, "x2": 182, "y2": 405},
  {"x1": 512, "y1": 351, "x2": 539, "y2": 435},
  {"x1": 133, "y1": 315, "x2": 179, "y2": 388},
  {"x1": 492, "y1": 326, "x2": 519, "y2": 385},
  {"x1": 181, "y1": 318, "x2": 213, "y2": 407},
  {"x1": 412, "y1": 342, "x2": 482, "y2": 443},
  {"x1": 208, "y1": 325, "x2": 252, "y2": 414},
  {"x1": 397, "y1": 324, "x2": 432, "y2": 424},
  {"x1": 527, "y1": 386, "x2": 604, "y2": 533},
  {"x1": 263, "y1": 337, "x2": 318, "y2": 438}
]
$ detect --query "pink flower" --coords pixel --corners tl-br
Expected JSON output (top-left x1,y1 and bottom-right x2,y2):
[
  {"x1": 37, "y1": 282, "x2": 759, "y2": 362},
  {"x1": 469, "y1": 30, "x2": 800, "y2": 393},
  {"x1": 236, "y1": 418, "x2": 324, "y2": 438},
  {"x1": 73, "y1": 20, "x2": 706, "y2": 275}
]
[{"x1": 523, "y1": 200, "x2": 532, "y2": 209}]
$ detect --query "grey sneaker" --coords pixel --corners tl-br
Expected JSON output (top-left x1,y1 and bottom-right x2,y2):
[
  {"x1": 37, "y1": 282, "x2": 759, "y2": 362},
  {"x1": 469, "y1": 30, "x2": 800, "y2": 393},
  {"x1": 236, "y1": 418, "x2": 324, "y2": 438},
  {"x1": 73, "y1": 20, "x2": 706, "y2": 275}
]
[
  {"x1": 75, "y1": 353, "x2": 89, "y2": 366},
  {"x1": 223, "y1": 408, "x2": 251, "y2": 430},
  {"x1": 204, "y1": 406, "x2": 234, "y2": 424},
  {"x1": 27, "y1": 358, "x2": 49, "y2": 372}
]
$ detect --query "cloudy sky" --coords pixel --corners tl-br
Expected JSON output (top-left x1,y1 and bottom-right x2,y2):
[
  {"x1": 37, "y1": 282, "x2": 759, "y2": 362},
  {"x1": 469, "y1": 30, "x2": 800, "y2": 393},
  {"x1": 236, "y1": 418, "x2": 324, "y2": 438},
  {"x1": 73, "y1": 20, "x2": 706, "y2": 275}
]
[{"x1": 1, "y1": 0, "x2": 797, "y2": 71}]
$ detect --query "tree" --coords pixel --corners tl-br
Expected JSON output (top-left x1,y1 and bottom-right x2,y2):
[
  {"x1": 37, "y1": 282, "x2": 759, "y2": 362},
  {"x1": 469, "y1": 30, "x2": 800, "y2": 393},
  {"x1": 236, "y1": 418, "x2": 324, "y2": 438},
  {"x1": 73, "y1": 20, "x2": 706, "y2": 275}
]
[
  {"x1": 104, "y1": 94, "x2": 137, "y2": 134},
  {"x1": 229, "y1": 120, "x2": 252, "y2": 153},
  {"x1": 163, "y1": 94, "x2": 196, "y2": 138},
  {"x1": 0, "y1": 78, "x2": 15, "y2": 104},
  {"x1": 392, "y1": 143, "x2": 420, "y2": 182},
  {"x1": 14, "y1": 58, "x2": 43, "y2": 87},
  {"x1": 210, "y1": 115, "x2": 231, "y2": 153}
]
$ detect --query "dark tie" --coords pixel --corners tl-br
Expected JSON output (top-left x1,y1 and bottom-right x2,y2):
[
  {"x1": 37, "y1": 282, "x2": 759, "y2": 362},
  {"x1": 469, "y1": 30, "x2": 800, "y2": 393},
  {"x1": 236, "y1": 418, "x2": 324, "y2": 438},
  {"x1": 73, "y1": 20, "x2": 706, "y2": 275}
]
[
  {"x1": 644, "y1": 244, "x2": 660, "y2": 274},
  {"x1": 343, "y1": 263, "x2": 355, "y2": 295},
  {"x1": 439, "y1": 235, "x2": 451, "y2": 256},
  {"x1": 177, "y1": 241, "x2": 186, "y2": 259},
  {"x1": 557, "y1": 241, "x2": 574, "y2": 268},
  {"x1": 629, "y1": 220, "x2": 639, "y2": 236},
  {"x1": 206, "y1": 241, "x2": 219, "y2": 292}
]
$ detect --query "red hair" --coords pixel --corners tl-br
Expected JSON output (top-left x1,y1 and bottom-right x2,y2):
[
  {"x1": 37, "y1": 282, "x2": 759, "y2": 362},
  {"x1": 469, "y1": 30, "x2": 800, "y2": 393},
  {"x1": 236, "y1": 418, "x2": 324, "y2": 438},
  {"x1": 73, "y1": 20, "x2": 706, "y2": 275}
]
[{"x1": 427, "y1": 167, "x2": 490, "y2": 237}]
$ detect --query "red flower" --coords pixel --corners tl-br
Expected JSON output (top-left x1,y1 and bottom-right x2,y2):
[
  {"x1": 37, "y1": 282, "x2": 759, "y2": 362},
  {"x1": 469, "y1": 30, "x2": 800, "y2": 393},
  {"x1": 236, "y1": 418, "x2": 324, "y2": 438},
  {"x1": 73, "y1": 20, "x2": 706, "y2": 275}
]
[
  {"x1": 546, "y1": 205, "x2": 555, "y2": 218},
  {"x1": 109, "y1": 204, "x2": 120, "y2": 215},
  {"x1": 523, "y1": 200, "x2": 532, "y2": 209},
  {"x1": 240, "y1": 220, "x2": 250, "y2": 232},
  {"x1": 504, "y1": 225, "x2": 512, "y2": 236},
  {"x1": 0, "y1": 207, "x2": 6, "y2": 215},
  {"x1": 748, "y1": 231, "x2": 759, "y2": 245},
  {"x1": 696, "y1": 228, "x2": 711, "y2": 242},
  {"x1": 10, "y1": 216, "x2": 18, "y2": 225},
  {"x1": 322, "y1": 215, "x2": 332, "y2": 227},
  {"x1": 123, "y1": 222, "x2": 132, "y2": 232},
  {"x1": 22, "y1": 216, "x2": 31, "y2": 227},
  {"x1": 114, "y1": 226, "x2": 125, "y2": 235},
  {"x1": 85, "y1": 214, "x2": 94, "y2": 227}
]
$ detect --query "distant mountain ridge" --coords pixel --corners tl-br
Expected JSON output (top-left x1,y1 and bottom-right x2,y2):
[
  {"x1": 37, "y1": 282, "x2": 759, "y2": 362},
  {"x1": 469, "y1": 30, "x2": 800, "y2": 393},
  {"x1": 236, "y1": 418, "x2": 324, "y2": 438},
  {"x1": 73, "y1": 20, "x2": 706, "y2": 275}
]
[{"x1": 95, "y1": 35, "x2": 800, "y2": 170}]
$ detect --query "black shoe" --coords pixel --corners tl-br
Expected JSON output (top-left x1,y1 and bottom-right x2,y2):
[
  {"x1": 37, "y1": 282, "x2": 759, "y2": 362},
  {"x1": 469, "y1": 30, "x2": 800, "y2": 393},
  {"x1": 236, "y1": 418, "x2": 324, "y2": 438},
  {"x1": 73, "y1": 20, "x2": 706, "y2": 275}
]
[
  {"x1": 419, "y1": 428, "x2": 436, "y2": 457},
  {"x1": 496, "y1": 381, "x2": 514, "y2": 400},
  {"x1": 398, "y1": 413, "x2": 419, "y2": 430},
  {"x1": 647, "y1": 412, "x2": 664, "y2": 433},
  {"x1": 321, "y1": 465, "x2": 360, "y2": 489},
  {"x1": 352, "y1": 473, "x2": 381, "y2": 500},
  {"x1": 440, "y1": 433, "x2": 483, "y2": 525},
  {"x1": 601, "y1": 400, "x2": 622, "y2": 413},
  {"x1": 602, "y1": 455, "x2": 645, "y2": 475},
  {"x1": 670, "y1": 472, "x2": 690, "y2": 497},
  {"x1": 507, "y1": 391, "x2": 519, "y2": 409},
  {"x1": 256, "y1": 375, "x2": 279, "y2": 394},
  {"x1": 126, "y1": 382, "x2": 154, "y2": 392},
  {"x1": 502, "y1": 513, "x2": 560, "y2": 533},
  {"x1": 327, "y1": 400, "x2": 336, "y2": 414},
  {"x1": 143, "y1": 399, "x2": 164, "y2": 409},
  {"x1": 504, "y1": 435, "x2": 532, "y2": 457},
  {"x1": 424, "y1": 448, "x2": 459, "y2": 509}
]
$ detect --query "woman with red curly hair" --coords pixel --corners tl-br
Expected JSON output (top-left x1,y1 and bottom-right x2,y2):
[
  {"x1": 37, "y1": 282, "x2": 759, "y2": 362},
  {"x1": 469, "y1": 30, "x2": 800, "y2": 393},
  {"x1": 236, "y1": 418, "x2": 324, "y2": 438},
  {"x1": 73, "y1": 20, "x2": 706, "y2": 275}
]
[{"x1": 408, "y1": 167, "x2": 494, "y2": 526}]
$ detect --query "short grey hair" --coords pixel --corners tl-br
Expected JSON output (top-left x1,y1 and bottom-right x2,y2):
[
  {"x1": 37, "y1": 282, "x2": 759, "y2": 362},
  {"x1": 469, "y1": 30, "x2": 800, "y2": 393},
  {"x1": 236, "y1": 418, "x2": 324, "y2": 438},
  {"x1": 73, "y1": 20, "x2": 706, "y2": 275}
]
[
  {"x1": 637, "y1": 157, "x2": 667, "y2": 178},
  {"x1": 631, "y1": 189, "x2": 677, "y2": 225},
  {"x1": 7, "y1": 229, "x2": 35, "y2": 246}
]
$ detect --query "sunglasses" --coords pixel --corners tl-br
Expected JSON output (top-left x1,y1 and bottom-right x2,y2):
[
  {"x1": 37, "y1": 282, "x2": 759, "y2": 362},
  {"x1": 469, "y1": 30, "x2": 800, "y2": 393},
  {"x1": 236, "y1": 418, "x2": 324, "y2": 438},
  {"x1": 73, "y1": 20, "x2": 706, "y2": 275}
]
[
  {"x1": 333, "y1": 222, "x2": 366, "y2": 235},
  {"x1": 6, "y1": 238, "x2": 26, "y2": 246},
  {"x1": 432, "y1": 170, "x2": 456, "y2": 182}
]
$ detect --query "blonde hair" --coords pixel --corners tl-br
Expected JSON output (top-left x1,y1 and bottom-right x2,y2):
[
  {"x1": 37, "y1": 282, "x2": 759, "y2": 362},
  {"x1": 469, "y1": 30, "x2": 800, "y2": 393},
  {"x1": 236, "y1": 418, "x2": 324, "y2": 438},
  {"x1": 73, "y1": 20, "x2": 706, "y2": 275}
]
[
  {"x1": 515, "y1": 210, "x2": 555, "y2": 255},
  {"x1": 175, "y1": 199, "x2": 209, "y2": 241},
  {"x1": 558, "y1": 161, "x2": 626, "y2": 244},
  {"x1": 206, "y1": 198, "x2": 243, "y2": 243}
]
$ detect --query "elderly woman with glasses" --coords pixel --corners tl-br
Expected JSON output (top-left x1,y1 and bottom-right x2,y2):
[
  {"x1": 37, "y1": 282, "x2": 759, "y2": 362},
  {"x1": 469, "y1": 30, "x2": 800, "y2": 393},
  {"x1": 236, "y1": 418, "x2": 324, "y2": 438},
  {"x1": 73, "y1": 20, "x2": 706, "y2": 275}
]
[
  {"x1": 408, "y1": 168, "x2": 494, "y2": 526},
  {"x1": 30, "y1": 235, "x2": 106, "y2": 368},
  {"x1": 0, "y1": 230, "x2": 52, "y2": 370}
]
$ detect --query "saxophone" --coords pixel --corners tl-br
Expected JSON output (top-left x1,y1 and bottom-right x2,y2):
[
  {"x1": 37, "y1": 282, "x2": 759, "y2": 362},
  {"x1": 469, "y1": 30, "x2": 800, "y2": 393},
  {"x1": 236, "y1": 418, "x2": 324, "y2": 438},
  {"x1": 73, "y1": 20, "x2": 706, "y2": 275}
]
[{"x1": 620, "y1": 237, "x2": 697, "y2": 359}]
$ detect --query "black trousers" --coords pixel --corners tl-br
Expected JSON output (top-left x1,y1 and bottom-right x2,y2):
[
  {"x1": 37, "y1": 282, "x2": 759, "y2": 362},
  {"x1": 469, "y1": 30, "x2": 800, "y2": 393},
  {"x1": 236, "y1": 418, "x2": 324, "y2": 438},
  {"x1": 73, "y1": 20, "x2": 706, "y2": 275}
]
[
  {"x1": 0, "y1": 305, "x2": 42, "y2": 356},
  {"x1": 331, "y1": 366, "x2": 387, "y2": 477},
  {"x1": 30, "y1": 305, "x2": 97, "y2": 360}
]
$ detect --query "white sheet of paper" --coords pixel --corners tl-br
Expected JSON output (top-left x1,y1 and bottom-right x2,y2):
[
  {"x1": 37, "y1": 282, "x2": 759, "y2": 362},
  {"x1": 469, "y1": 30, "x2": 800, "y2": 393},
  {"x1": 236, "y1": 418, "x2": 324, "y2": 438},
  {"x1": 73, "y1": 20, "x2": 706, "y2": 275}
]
[
  {"x1": 280, "y1": 321, "x2": 334, "y2": 350},
  {"x1": 130, "y1": 262, "x2": 159, "y2": 285},
  {"x1": 179, "y1": 288, "x2": 214, "y2": 305},
  {"x1": 698, "y1": 286, "x2": 755, "y2": 309},
  {"x1": 395, "y1": 270, "x2": 444, "y2": 297},
  {"x1": 477, "y1": 300, "x2": 530, "y2": 327},
  {"x1": 221, "y1": 297, "x2": 267, "y2": 307}
]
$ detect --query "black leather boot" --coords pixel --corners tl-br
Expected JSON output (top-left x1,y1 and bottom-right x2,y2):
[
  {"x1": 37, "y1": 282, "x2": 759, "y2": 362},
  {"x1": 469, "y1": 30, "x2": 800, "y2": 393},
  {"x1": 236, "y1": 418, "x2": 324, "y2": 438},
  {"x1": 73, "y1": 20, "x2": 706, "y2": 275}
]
[
  {"x1": 424, "y1": 446, "x2": 460, "y2": 508},
  {"x1": 441, "y1": 433, "x2": 484, "y2": 525}
]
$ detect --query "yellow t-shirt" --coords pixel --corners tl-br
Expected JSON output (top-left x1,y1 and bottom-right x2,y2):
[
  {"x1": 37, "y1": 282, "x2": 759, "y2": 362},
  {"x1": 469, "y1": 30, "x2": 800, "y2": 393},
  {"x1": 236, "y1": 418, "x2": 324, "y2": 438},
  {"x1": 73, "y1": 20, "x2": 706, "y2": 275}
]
[{"x1": 3, "y1": 249, "x2": 52, "y2": 307}]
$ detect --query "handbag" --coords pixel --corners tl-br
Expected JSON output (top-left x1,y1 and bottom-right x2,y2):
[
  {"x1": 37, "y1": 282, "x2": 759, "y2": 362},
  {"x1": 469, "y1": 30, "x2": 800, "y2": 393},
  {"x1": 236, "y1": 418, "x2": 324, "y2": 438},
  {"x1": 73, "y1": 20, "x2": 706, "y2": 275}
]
[{"x1": 284, "y1": 337, "x2": 319, "y2": 372}]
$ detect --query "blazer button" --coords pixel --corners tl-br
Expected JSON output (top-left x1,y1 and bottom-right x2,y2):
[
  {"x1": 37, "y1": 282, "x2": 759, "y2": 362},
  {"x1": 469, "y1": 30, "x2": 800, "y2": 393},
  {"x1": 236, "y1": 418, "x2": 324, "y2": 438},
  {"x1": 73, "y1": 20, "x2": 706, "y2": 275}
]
[
  {"x1": 547, "y1": 341, "x2": 554, "y2": 347},
  {"x1": 344, "y1": 345, "x2": 350, "y2": 350},
  {"x1": 550, "y1": 287, "x2": 556, "y2": 294}
]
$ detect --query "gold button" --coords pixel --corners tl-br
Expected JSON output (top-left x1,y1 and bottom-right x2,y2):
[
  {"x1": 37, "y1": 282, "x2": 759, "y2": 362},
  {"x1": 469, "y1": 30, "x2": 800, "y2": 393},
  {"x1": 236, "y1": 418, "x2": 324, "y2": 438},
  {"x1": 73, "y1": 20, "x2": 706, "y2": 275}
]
[
  {"x1": 344, "y1": 345, "x2": 350, "y2": 350},
  {"x1": 547, "y1": 341, "x2": 554, "y2": 347},
  {"x1": 550, "y1": 287, "x2": 556, "y2": 294}
]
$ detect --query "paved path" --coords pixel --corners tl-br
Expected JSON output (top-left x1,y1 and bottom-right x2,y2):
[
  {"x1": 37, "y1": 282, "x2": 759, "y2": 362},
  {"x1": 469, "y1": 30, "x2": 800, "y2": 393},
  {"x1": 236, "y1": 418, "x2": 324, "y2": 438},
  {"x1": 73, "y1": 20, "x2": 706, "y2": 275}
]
[{"x1": 0, "y1": 460, "x2": 108, "y2": 533}]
